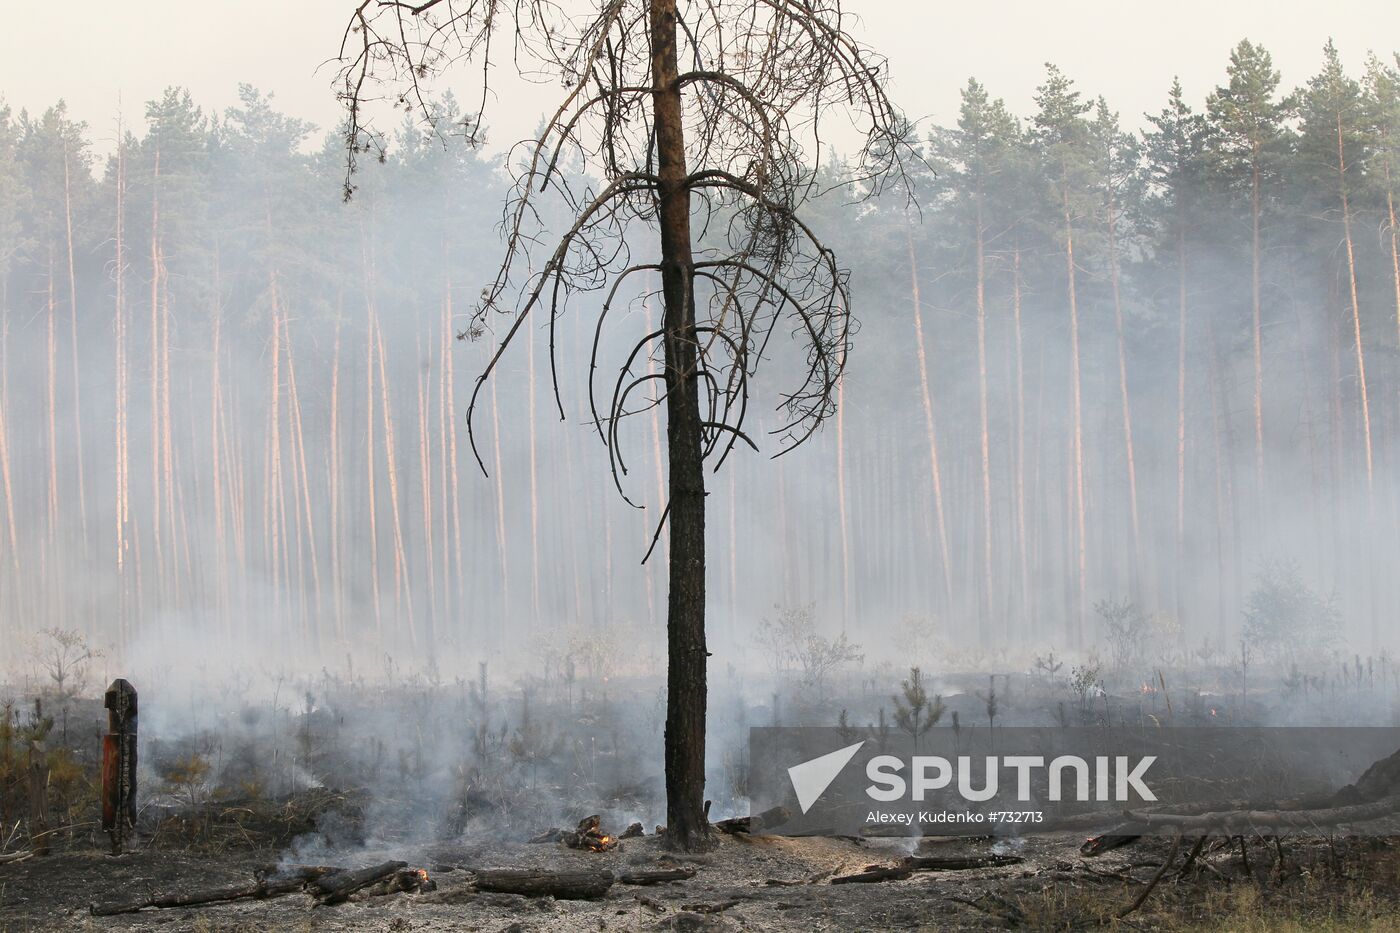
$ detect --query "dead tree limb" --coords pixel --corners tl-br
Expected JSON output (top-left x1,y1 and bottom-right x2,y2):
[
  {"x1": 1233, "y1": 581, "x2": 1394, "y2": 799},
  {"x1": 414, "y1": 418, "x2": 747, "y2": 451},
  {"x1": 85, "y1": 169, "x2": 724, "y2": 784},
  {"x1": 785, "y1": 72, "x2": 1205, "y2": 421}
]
[
  {"x1": 1118, "y1": 833, "x2": 1183, "y2": 919},
  {"x1": 1175, "y1": 835, "x2": 1209, "y2": 877}
]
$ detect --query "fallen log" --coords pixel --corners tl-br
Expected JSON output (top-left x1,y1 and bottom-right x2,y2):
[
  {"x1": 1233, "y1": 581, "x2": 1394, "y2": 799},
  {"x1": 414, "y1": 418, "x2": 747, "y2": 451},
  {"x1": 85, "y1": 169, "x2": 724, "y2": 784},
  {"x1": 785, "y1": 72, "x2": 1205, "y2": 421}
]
[
  {"x1": 619, "y1": 821, "x2": 645, "y2": 839},
  {"x1": 90, "y1": 876, "x2": 310, "y2": 916},
  {"x1": 831, "y1": 854, "x2": 1024, "y2": 884},
  {"x1": 0, "y1": 851, "x2": 33, "y2": 864},
  {"x1": 472, "y1": 868, "x2": 615, "y2": 899},
  {"x1": 1122, "y1": 793, "x2": 1400, "y2": 834},
  {"x1": 617, "y1": 867, "x2": 697, "y2": 885},
  {"x1": 714, "y1": 805, "x2": 792, "y2": 835},
  {"x1": 307, "y1": 860, "x2": 407, "y2": 906},
  {"x1": 1038, "y1": 795, "x2": 1344, "y2": 834}
]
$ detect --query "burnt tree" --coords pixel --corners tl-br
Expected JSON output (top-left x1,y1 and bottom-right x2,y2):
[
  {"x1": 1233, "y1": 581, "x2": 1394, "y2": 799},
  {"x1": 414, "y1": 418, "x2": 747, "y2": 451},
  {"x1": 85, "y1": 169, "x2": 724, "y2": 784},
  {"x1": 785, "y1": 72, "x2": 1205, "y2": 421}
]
[{"x1": 333, "y1": 0, "x2": 908, "y2": 849}]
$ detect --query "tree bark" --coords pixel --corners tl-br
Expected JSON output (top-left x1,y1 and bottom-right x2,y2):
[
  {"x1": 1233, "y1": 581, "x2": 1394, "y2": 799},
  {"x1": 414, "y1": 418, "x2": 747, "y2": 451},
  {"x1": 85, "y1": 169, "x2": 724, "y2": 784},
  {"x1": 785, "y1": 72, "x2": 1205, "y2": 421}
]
[{"x1": 650, "y1": 0, "x2": 708, "y2": 851}]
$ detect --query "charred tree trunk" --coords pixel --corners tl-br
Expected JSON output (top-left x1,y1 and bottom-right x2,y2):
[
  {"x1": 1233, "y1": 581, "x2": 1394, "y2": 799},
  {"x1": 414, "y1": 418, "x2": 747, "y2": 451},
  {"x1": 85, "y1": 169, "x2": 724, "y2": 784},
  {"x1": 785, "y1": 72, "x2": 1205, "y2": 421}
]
[{"x1": 650, "y1": 0, "x2": 708, "y2": 851}]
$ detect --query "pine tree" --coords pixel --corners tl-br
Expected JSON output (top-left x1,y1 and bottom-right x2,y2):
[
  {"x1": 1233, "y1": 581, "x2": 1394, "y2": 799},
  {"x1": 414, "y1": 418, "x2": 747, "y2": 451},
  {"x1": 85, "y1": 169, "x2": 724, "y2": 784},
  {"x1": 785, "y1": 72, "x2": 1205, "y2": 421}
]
[
  {"x1": 1089, "y1": 98, "x2": 1144, "y2": 598},
  {"x1": 1207, "y1": 40, "x2": 1292, "y2": 503},
  {"x1": 1142, "y1": 78, "x2": 1210, "y2": 622},
  {"x1": 1297, "y1": 41, "x2": 1375, "y2": 494},
  {"x1": 934, "y1": 79, "x2": 1021, "y2": 633},
  {"x1": 1033, "y1": 64, "x2": 1095, "y2": 646}
]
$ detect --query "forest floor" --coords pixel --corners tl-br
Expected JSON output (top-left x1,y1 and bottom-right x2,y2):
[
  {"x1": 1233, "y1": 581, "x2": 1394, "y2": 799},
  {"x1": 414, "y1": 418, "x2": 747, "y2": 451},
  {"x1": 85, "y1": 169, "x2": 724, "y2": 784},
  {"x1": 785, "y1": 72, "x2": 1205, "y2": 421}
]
[{"x1": 6, "y1": 827, "x2": 1400, "y2": 932}]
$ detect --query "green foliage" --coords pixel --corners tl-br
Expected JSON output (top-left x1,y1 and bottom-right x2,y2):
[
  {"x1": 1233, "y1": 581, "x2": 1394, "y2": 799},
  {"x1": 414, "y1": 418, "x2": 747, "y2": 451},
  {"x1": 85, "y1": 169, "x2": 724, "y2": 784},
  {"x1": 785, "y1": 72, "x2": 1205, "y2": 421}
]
[{"x1": 892, "y1": 666, "x2": 944, "y2": 751}]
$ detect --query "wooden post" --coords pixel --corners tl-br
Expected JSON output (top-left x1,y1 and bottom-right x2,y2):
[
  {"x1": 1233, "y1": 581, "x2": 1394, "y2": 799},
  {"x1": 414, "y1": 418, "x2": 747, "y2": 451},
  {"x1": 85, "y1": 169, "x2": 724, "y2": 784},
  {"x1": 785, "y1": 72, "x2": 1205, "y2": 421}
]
[
  {"x1": 102, "y1": 679, "x2": 137, "y2": 854},
  {"x1": 27, "y1": 738, "x2": 50, "y2": 856}
]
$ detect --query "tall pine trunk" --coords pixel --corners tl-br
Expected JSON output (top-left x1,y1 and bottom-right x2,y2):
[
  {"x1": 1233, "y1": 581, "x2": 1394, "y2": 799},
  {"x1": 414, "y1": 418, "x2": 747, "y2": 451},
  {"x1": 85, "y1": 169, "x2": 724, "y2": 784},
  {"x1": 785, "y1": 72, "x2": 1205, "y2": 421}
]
[
  {"x1": 650, "y1": 0, "x2": 707, "y2": 850},
  {"x1": 906, "y1": 228, "x2": 953, "y2": 611},
  {"x1": 1062, "y1": 180, "x2": 1087, "y2": 646},
  {"x1": 1250, "y1": 148, "x2": 1266, "y2": 501},
  {"x1": 974, "y1": 202, "x2": 994, "y2": 634},
  {"x1": 62, "y1": 142, "x2": 88, "y2": 554},
  {"x1": 1105, "y1": 185, "x2": 1141, "y2": 595},
  {"x1": 1336, "y1": 113, "x2": 1373, "y2": 493}
]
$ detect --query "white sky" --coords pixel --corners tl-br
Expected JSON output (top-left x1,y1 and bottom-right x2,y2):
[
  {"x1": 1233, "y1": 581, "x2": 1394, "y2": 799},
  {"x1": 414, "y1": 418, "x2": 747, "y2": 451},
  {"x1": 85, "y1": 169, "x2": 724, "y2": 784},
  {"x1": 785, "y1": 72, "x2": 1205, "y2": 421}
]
[{"x1": 2, "y1": 1, "x2": 1398, "y2": 151}]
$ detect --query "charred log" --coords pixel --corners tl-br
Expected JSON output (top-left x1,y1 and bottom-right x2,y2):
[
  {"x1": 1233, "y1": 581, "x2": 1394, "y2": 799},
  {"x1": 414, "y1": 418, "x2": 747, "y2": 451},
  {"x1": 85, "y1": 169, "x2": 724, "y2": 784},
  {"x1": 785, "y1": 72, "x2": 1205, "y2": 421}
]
[
  {"x1": 1081, "y1": 825, "x2": 1147, "y2": 856},
  {"x1": 617, "y1": 867, "x2": 697, "y2": 885},
  {"x1": 90, "y1": 876, "x2": 310, "y2": 916},
  {"x1": 307, "y1": 860, "x2": 408, "y2": 905},
  {"x1": 472, "y1": 868, "x2": 615, "y2": 899},
  {"x1": 714, "y1": 805, "x2": 792, "y2": 835}
]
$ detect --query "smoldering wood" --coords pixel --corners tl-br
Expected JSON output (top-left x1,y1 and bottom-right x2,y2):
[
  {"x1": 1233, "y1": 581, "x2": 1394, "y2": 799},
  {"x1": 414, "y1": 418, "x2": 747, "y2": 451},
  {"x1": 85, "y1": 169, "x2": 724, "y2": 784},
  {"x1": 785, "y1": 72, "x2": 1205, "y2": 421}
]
[
  {"x1": 620, "y1": 821, "x2": 645, "y2": 839},
  {"x1": 471, "y1": 868, "x2": 616, "y2": 899},
  {"x1": 306, "y1": 859, "x2": 407, "y2": 905},
  {"x1": 1081, "y1": 825, "x2": 1146, "y2": 856},
  {"x1": 351, "y1": 868, "x2": 436, "y2": 900},
  {"x1": 557, "y1": 813, "x2": 619, "y2": 851},
  {"x1": 830, "y1": 854, "x2": 1025, "y2": 884}
]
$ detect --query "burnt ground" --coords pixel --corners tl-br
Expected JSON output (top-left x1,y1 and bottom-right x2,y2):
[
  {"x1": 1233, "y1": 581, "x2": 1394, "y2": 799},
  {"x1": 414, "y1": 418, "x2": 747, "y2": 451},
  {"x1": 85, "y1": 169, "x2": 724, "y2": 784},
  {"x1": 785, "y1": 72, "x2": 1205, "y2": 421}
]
[{"x1": 6, "y1": 830, "x2": 1400, "y2": 932}]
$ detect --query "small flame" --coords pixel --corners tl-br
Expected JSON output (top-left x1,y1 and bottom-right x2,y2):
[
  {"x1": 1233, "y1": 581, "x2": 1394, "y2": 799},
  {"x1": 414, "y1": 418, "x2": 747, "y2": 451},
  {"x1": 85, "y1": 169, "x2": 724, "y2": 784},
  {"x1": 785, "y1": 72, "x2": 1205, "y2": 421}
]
[{"x1": 1209, "y1": 708, "x2": 1218, "y2": 716}]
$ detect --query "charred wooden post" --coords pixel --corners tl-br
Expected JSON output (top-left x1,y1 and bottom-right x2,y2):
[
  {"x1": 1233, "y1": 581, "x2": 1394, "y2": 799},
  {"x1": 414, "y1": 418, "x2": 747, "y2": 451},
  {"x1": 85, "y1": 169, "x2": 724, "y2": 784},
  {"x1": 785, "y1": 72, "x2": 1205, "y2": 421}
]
[
  {"x1": 27, "y1": 737, "x2": 50, "y2": 856},
  {"x1": 101, "y1": 679, "x2": 137, "y2": 854}
]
